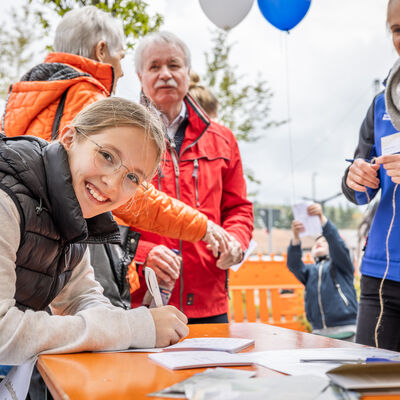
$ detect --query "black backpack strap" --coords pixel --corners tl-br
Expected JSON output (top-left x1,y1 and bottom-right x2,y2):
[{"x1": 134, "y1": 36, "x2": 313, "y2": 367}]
[{"x1": 51, "y1": 88, "x2": 70, "y2": 141}]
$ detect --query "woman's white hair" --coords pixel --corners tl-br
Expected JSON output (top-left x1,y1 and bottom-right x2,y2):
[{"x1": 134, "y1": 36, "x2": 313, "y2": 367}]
[
  {"x1": 54, "y1": 6, "x2": 124, "y2": 59},
  {"x1": 134, "y1": 31, "x2": 191, "y2": 73}
]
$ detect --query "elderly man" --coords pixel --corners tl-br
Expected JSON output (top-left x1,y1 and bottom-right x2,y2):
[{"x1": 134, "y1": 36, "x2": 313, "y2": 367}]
[{"x1": 132, "y1": 31, "x2": 254, "y2": 323}]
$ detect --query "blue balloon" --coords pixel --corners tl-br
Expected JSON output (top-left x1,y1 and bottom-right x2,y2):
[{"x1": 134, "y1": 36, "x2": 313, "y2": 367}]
[{"x1": 258, "y1": 0, "x2": 311, "y2": 31}]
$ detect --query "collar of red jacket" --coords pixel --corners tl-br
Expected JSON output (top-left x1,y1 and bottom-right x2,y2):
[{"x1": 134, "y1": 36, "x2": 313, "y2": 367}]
[
  {"x1": 45, "y1": 52, "x2": 114, "y2": 95},
  {"x1": 182, "y1": 94, "x2": 211, "y2": 142}
]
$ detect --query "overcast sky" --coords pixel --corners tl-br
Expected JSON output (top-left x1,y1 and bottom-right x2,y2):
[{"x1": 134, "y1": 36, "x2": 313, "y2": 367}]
[{"x1": 2, "y1": 1, "x2": 397, "y2": 208}]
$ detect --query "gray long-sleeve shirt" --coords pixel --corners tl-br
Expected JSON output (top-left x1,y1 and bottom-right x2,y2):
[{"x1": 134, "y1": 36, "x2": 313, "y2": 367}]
[{"x1": 0, "y1": 189, "x2": 156, "y2": 365}]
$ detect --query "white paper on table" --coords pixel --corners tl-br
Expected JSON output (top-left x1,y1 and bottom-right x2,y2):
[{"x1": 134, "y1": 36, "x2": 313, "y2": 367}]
[
  {"x1": 148, "y1": 351, "x2": 253, "y2": 370},
  {"x1": 165, "y1": 337, "x2": 255, "y2": 353},
  {"x1": 292, "y1": 202, "x2": 322, "y2": 237},
  {"x1": 0, "y1": 358, "x2": 37, "y2": 400},
  {"x1": 230, "y1": 239, "x2": 257, "y2": 272},
  {"x1": 246, "y1": 347, "x2": 399, "y2": 377}
]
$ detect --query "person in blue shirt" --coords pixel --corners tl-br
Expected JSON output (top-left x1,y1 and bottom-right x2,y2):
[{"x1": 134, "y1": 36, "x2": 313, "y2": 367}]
[
  {"x1": 341, "y1": 0, "x2": 400, "y2": 351},
  {"x1": 287, "y1": 203, "x2": 358, "y2": 340}
]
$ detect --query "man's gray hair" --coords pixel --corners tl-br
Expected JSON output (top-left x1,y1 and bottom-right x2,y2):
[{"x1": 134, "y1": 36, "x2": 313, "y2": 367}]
[
  {"x1": 134, "y1": 31, "x2": 191, "y2": 73},
  {"x1": 54, "y1": 6, "x2": 124, "y2": 59}
]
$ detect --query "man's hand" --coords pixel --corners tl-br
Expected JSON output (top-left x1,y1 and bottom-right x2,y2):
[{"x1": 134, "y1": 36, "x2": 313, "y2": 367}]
[
  {"x1": 144, "y1": 245, "x2": 181, "y2": 284},
  {"x1": 291, "y1": 220, "x2": 304, "y2": 244},
  {"x1": 307, "y1": 203, "x2": 327, "y2": 225},
  {"x1": 375, "y1": 154, "x2": 400, "y2": 184},
  {"x1": 346, "y1": 158, "x2": 380, "y2": 192},
  {"x1": 216, "y1": 236, "x2": 243, "y2": 270},
  {"x1": 149, "y1": 305, "x2": 189, "y2": 347},
  {"x1": 202, "y1": 220, "x2": 230, "y2": 257}
]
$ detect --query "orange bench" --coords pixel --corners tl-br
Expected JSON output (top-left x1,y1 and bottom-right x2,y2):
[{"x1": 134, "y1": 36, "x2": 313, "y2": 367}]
[{"x1": 229, "y1": 253, "x2": 311, "y2": 331}]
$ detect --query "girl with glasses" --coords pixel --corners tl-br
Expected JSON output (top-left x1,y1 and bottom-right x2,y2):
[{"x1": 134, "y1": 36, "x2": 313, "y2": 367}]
[{"x1": 0, "y1": 97, "x2": 189, "y2": 368}]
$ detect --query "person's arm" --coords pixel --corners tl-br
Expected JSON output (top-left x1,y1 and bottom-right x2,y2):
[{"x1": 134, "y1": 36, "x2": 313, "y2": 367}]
[
  {"x1": 322, "y1": 220, "x2": 354, "y2": 277},
  {"x1": 216, "y1": 135, "x2": 254, "y2": 269},
  {"x1": 308, "y1": 204, "x2": 354, "y2": 277},
  {"x1": 342, "y1": 97, "x2": 380, "y2": 204},
  {"x1": 114, "y1": 184, "x2": 208, "y2": 242},
  {"x1": 286, "y1": 220, "x2": 309, "y2": 285},
  {"x1": 0, "y1": 191, "x2": 186, "y2": 365},
  {"x1": 51, "y1": 250, "x2": 188, "y2": 348}
]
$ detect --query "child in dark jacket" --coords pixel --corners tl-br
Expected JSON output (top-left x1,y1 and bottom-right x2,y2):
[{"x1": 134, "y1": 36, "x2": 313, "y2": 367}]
[{"x1": 287, "y1": 203, "x2": 358, "y2": 340}]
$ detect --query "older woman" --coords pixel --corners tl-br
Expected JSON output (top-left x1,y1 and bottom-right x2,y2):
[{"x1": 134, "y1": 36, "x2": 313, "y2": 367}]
[{"x1": 0, "y1": 97, "x2": 188, "y2": 366}]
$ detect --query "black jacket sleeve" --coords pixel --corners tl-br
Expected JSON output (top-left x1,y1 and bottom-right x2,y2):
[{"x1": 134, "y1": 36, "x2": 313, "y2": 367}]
[
  {"x1": 341, "y1": 95, "x2": 379, "y2": 204},
  {"x1": 286, "y1": 243, "x2": 310, "y2": 286},
  {"x1": 323, "y1": 220, "x2": 354, "y2": 278}
]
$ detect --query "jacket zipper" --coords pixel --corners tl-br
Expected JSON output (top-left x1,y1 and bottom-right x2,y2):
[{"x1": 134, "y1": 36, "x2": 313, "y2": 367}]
[
  {"x1": 317, "y1": 261, "x2": 327, "y2": 329},
  {"x1": 167, "y1": 109, "x2": 210, "y2": 312},
  {"x1": 41, "y1": 241, "x2": 68, "y2": 309},
  {"x1": 192, "y1": 159, "x2": 200, "y2": 207},
  {"x1": 335, "y1": 282, "x2": 349, "y2": 306},
  {"x1": 168, "y1": 140, "x2": 184, "y2": 311}
]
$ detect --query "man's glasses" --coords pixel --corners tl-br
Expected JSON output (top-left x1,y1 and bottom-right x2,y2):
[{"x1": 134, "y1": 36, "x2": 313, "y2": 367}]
[{"x1": 75, "y1": 127, "x2": 148, "y2": 194}]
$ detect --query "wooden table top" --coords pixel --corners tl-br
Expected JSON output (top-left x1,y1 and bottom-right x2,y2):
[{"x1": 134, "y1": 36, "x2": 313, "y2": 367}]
[{"x1": 37, "y1": 323, "x2": 394, "y2": 400}]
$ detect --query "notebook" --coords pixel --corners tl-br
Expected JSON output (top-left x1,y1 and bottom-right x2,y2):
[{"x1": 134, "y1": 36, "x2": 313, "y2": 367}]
[
  {"x1": 164, "y1": 337, "x2": 255, "y2": 353},
  {"x1": 148, "y1": 351, "x2": 253, "y2": 370}
]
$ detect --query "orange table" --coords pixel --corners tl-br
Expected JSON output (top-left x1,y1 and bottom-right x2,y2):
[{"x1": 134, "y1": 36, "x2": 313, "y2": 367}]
[{"x1": 37, "y1": 323, "x2": 394, "y2": 400}]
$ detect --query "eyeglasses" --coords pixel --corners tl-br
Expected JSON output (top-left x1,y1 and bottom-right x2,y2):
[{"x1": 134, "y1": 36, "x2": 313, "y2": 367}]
[{"x1": 75, "y1": 127, "x2": 148, "y2": 194}]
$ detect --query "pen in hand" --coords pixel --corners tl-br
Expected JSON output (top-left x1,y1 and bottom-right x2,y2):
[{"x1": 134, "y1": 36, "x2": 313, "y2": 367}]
[{"x1": 144, "y1": 267, "x2": 163, "y2": 308}]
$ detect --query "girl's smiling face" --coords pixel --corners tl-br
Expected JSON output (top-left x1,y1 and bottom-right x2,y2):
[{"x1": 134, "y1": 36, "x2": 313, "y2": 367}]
[{"x1": 61, "y1": 126, "x2": 158, "y2": 219}]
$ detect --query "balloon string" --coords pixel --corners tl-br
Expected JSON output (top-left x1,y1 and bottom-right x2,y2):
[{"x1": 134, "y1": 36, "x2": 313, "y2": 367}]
[
  {"x1": 283, "y1": 34, "x2": 296, "y2": 204},
  {"x1": 374, "y1": 183, "x2": 398, "y2": 348}
]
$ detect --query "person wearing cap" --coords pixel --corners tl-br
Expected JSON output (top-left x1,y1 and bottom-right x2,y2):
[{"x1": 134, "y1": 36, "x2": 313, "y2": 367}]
[
  {"x1": 287, "y1": 203, "x2": 358, "y2": 340},
  {"x1": 341, "y1": 0, "x2": 400, "y2": 351}
]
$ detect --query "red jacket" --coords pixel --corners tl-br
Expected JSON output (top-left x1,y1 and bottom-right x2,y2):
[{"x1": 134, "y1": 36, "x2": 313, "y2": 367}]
[{"x1": 132, "y1": 96, "x2": 254, "y2": 318}]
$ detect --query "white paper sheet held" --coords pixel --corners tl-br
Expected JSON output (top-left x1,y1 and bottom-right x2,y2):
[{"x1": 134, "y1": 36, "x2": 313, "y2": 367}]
[
  {"x1": 292, "y1": 202, "x2": 322, "y2": 237},
  {"x1": 230, "y1": 239, "x2": 258, "y2": 272}
]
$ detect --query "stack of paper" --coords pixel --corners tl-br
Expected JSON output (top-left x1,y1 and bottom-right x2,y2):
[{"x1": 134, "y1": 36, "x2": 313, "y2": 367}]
[
  {"x1": 165, "y1": 338, "x2": 255, "y2": 353},
  {"x1": 148, "y1": 351, "x2": 253, "y2": 370}
]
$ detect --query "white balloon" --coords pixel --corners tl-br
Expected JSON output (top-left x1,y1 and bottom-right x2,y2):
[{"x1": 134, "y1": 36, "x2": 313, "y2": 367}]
[{"x1": 199, "y1": 0, "x2": 254, "y2": 30}]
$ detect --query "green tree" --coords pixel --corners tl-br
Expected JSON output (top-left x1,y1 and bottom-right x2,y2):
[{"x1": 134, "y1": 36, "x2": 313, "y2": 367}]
[
  {"x1": 0, "y1": 4, "x2": 44, "y2": 97},
  {"x1": 29, "y1": 0, "x2": 163, "y2": 49},
  {"x1": 201, "y1": 30, "x2": 284, "y2": 183}
]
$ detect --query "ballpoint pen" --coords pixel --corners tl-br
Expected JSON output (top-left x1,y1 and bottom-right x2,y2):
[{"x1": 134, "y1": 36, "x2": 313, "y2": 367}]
[
  {"x1": 144, "y1": 267, "x2": 163, "y2": 308},
  {"x1": 300, "y1": 358, "x2": 364, "y2": 363}
]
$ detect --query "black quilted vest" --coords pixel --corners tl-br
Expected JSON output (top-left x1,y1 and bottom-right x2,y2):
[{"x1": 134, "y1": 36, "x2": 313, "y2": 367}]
[{"x1": 0, "y1": 136, "x2": 121, "y2": 311}]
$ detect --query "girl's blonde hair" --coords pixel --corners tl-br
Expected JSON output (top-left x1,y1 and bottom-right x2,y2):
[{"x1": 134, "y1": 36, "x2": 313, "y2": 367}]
[
  {"x1": 70, "y1": 97, "x2": 166, "y2": 179},
  {"x1": 189, "y1": 72, "x2": 218, "y2": 119}
]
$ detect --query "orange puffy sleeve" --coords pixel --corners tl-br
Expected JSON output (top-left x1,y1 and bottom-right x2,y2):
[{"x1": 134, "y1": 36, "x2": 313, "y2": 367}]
[{"x1": 113, "y1": 184, "x2": 208, "y2": 242}]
